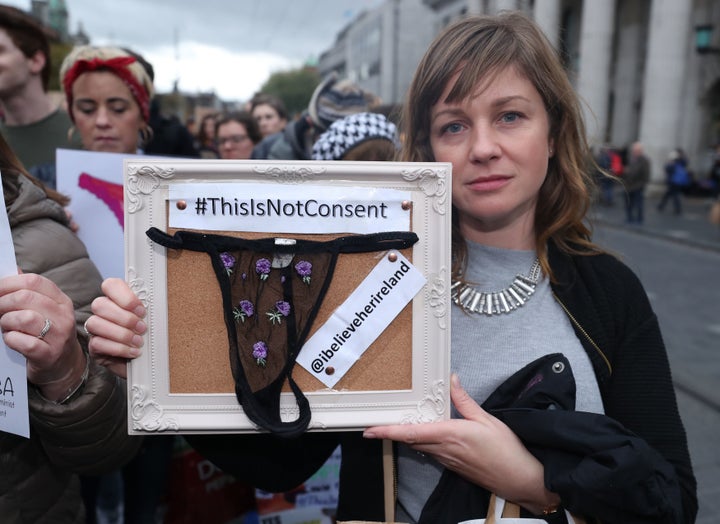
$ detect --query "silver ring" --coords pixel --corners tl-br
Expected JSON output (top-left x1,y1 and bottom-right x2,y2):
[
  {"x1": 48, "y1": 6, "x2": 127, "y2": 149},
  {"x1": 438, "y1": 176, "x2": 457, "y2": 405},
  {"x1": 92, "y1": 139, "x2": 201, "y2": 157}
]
[
  {"x1": 37, "y1": 318, "x2": 52, "y2": 340},
  {"x1": 83, "y1": 318, "x2": 92, "y2": 339}
]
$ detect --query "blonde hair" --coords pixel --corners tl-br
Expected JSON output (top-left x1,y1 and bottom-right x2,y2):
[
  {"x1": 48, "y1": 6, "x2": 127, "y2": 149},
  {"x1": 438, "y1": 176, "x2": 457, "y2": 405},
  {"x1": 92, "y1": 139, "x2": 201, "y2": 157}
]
[
  {"x1": 400, "y1": 12, "x2": 600, "y2": 280},
  {"x1": 60, "y1": 46, "x2": 155, "y2": 123}
]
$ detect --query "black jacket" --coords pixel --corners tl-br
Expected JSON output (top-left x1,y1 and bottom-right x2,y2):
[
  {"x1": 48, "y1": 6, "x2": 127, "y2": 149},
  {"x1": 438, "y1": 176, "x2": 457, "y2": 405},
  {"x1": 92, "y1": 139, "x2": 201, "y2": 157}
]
[
  {"x1": 188, "y1": 242, "x2": 697, "y2": 523},
  {"x1": 418, "y1": 353, "x2": 685, "y2": 523}
]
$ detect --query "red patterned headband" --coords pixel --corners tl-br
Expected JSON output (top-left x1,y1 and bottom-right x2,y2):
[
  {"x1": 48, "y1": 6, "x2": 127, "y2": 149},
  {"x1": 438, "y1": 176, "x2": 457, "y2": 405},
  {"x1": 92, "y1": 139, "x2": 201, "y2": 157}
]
[{"x1": 62, "y1": 55, "x2": 151, "y2": 122}]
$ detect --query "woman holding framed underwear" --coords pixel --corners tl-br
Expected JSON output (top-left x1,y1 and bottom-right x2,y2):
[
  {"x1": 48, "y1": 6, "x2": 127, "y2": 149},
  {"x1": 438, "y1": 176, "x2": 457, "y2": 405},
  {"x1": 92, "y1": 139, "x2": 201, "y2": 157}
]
[{"x1": 85, "y1": 12, "x2": 696, "y2": 523}]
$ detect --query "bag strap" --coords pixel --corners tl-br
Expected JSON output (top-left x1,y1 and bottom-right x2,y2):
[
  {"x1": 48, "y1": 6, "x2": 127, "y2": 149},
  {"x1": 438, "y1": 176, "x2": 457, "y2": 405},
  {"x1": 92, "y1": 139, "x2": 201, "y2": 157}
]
[
  {"x1": 383, "y1": 439, "x2": 395, "y2": 522},
  {"x1": 485, "y1": 494, "x2": 499, "y2": 524},
  {"x1": 502, "y1": 498, "x2": 521, "y2": 518},
  {"x1": 486, "y1": 494, "x2": 520, "y2": 523},
  {"x1": 487, "y1": 493, "x2": 588, "y2": 524}
]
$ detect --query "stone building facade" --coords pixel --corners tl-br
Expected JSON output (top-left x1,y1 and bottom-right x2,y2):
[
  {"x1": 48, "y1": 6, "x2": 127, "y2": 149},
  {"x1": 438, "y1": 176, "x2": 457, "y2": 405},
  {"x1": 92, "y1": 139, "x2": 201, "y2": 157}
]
[{"x1": 319, "y1": 0, "x2": 720, "y2": 184}]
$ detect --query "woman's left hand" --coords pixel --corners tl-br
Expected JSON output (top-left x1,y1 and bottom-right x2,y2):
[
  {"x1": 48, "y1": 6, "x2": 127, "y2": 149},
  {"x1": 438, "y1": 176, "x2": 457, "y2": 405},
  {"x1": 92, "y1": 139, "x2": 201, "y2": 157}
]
[
  {"x1": 363, "y1": 373, "x2": 559, "y2": 513},
  {"x1": 0, "y1": 273, "x2": 86, "y2": 402}
]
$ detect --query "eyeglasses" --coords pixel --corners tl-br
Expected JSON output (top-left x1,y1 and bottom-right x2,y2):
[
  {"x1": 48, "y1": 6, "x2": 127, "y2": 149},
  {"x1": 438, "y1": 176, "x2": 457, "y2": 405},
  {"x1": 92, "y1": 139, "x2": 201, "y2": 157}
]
[{"x1": 217, "y1": 134, "x2": 249, "y2": 146}]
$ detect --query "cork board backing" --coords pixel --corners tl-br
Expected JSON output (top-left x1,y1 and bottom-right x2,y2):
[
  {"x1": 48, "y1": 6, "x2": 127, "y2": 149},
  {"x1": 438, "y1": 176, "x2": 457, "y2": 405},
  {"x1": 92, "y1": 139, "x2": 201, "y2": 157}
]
[{"x1": 166, "y1": 229, "x2": 413, "y2": 394}]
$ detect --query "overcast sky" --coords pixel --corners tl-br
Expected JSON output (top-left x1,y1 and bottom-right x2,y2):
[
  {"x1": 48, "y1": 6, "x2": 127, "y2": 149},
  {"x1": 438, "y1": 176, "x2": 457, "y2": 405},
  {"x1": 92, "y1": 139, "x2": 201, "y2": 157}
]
[{"x1": 5, "y1": 0, "x2": 384, "y2": 101}]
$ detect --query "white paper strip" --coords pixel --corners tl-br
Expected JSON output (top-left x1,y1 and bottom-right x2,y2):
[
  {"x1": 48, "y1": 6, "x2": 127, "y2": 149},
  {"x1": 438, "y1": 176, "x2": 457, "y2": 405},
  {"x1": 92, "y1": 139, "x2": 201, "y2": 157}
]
[
  {"x1": 169, "y1": 183, "x2": 411, "y2": 234},
  {"x1": 296, "y1": 250, "x2": 426, "y2": 388},
  {"x1": 0, "y1": 170, "x2": 29, "y2": 438}
]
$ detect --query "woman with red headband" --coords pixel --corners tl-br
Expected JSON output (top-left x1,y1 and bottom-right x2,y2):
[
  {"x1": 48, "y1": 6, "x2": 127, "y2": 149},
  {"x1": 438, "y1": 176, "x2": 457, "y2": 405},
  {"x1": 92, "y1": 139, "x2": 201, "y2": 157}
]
[
  {"x1": 60, "y1": 46, "x2": 165, "y2": 523},
  {"x1": 60, "y1": 46, "x2": 154, "y2": 155}
]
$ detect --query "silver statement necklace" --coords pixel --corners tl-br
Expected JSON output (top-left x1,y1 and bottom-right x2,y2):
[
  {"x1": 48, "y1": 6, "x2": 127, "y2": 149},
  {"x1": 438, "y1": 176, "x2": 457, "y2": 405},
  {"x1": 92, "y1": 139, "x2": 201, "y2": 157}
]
[{"x1": 450, "y1": 258, "x2": 542, "y2": 316}]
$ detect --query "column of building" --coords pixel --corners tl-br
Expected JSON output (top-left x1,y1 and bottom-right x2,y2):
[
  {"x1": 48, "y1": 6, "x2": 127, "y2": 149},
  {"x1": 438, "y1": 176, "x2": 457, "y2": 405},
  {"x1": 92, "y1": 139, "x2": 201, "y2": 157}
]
[
  {"x1": 607, "y1": 0, "x2": 648, "y2": 150},
  {"x1": 638, "y1": 0, "x2": 693, "y2": 183},
  {"x1": 465, "y1": 0, "x2": 482, "y2": 16},
  {"x1": 576, "y1": 0, "x2": 616, "y2": 147},
  {"x1": 533, "y1": 0, "x2": 561, "y2": 51},
  {"x1": 494, "y1": 0, "x2": 518, "y2": 13}
]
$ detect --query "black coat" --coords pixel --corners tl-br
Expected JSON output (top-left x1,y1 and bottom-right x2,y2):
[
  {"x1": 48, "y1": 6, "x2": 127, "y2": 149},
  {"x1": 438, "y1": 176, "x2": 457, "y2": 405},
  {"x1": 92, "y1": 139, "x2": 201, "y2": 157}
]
[
  {"x1": 419, "y1": 353, "x2": 684, "y2": 523},
  {"x1": 187, "y1": 242, "x2": 697, "y2": 523}
]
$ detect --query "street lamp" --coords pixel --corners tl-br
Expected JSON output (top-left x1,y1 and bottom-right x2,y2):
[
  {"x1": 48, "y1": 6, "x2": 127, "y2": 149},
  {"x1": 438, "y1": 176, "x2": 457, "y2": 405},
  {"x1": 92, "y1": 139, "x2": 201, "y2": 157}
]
[{"x1": 696, "y1": 24, "x2": 720, "y2": 54}]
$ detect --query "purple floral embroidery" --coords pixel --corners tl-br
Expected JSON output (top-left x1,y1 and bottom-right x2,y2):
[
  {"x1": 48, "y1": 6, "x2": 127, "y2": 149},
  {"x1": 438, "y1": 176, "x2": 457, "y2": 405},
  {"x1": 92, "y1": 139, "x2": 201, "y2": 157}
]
[
  {"x1": 295, "y1": 260, "x2": 312, "y2": 285},
  {"x1": 233, "y1": 300, "x2": 254, "y2": 323},
  {"x1": 220, "y1": 252, "x2": 235, "y2": 275},
  {"x1": 256, "y1": 258, "x2": 271, "y2": 281},
  {"x1": 241, "y1": 272, "x2": 247, "y2": 281},
  {"x1": 252, "y1": 341, "x2": 268, "y2": 367},
  {"x1": 276, "y1": 301, "x2": 291, "y2": 316},
  {"x1": 267, "y1": 300, "x2": 291, "y2": 324}
]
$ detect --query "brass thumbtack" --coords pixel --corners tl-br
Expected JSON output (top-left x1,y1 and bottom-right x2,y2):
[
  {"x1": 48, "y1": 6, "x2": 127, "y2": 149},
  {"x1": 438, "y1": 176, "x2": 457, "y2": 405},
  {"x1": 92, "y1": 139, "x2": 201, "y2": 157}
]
[
  {"x1": 401, "y1": 200, "x2": 412, "y2": 211},
  {"x1": 326, "y1": 367, "x2": 335, "y2": 375},
  {"x1": 176, "y1": 200, "x2": 187, "y2": 210},
  {"x1": 388, "y1": 252, "x2": 398, "y2": 262}
]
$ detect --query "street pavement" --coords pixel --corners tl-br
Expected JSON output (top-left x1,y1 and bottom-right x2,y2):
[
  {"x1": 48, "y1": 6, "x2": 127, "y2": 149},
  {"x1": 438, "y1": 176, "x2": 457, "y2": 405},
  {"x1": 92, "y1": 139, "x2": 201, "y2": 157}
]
[
  {"x1": 589, "y1": 191, "x2": 720, "y2": 254},
  {"x1": 589, "y1": 190, "x2": 720, "y2": 523}
]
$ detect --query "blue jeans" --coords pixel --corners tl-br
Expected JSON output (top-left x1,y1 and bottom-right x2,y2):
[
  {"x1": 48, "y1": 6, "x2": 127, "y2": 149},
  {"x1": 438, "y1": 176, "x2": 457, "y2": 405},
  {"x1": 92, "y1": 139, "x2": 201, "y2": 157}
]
[
  {"x1": 625, "y1": 189, "x2": 644, "y2": 223},
  {"x1": 658, "y1": 184, "x2": 683, "y2": 214},
  {"x1": 599, "y1": 177, "x2": 615, "y2": 205}
]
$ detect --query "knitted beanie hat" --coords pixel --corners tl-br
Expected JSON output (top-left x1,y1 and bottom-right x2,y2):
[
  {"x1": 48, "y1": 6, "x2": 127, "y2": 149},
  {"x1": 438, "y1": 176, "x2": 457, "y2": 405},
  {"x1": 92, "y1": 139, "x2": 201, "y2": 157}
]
[
  {"x1": 312, "y1": 112, "x2": 399, "y2": 161},
  {"x1": 60, "y1": 46, "x2": 155, "y2": 123},
  {"x1": 308, "y1": 73, "x2": 379, "y2": 131}
]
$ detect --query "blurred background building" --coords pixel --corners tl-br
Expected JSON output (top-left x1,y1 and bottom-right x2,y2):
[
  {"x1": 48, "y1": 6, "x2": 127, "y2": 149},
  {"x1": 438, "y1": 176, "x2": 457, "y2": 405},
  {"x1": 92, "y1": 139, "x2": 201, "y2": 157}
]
[
  {"x1": 13, "y1": 0, "x2": 720, "y2": 184},
  {"x1": 30, "y1": 0, "x2": 87, "y2": 44},
  {"x1": 318, "y1": 0, "x2": 720, "y2": 186}
]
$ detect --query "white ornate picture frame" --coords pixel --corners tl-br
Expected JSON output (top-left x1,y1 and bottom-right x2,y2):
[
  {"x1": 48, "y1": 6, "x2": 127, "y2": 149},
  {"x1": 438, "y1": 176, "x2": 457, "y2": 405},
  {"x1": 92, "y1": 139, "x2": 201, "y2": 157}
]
[{"x1": 125, "y1": 159, "x2": 451, "y2": 434}]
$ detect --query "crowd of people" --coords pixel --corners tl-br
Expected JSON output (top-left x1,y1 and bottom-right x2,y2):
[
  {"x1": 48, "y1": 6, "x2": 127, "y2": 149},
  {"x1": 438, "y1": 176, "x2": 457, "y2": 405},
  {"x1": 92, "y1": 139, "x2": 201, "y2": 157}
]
[
  {"x1": 593, "y1": 141, "x2": 720, "y2": 225},
  {"x1": 0, "y1": 3, "x2": 702, "y2": 524}
]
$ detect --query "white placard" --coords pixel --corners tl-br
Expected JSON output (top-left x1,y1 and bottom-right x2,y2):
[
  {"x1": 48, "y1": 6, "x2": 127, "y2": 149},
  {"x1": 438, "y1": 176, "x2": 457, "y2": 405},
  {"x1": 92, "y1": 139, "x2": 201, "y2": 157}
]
[
  {"x1": 0, "y1": 170, "x2": 30, "y2": 438},
  {"x1": 296, "y1": 251, "x2": 426, "y2": 388},
  {"x1": 56, "y1": 149, "x2": 128, "y2": 279},
  {"x1": 169, "y1": 183, "x2": 411, "y2": 234}
]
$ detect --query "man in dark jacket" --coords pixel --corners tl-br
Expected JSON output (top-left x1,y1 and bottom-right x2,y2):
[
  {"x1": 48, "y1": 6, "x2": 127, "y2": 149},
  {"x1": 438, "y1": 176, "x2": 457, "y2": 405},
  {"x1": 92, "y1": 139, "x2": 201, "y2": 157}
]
[{"x1": 622, "y1": 142, "x2": 651, "y2": 224}]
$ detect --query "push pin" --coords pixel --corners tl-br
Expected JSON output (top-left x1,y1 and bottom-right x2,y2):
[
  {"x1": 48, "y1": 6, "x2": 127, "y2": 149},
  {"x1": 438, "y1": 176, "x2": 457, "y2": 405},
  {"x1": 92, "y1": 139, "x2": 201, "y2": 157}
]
[
  {"x1": 325, "y1": 367, "x2": 335, "y2": 376},
  {"x1": 401, "y1": 200, "x2": 412, "y2": 211},
  {"x1": 176, "y1": 200, "x2": 187, "y2": 210},
  {"x1": 388, "y1": 252, "x2": 398, "y2": 263}
]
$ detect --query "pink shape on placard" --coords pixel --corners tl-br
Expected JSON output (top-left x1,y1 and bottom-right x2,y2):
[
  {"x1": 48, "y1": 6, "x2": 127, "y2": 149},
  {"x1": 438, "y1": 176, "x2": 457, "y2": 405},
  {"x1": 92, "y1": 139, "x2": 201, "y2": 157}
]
[{"x1": 78, "y1": 172, "x2": 124, "y2": 229}]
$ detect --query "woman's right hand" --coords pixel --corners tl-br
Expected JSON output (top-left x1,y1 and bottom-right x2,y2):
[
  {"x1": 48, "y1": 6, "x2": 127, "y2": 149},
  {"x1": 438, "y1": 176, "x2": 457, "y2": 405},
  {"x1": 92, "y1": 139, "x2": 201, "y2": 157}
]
[{"x1": 86, "y1": 278, "x2": 146, "y2": 379}]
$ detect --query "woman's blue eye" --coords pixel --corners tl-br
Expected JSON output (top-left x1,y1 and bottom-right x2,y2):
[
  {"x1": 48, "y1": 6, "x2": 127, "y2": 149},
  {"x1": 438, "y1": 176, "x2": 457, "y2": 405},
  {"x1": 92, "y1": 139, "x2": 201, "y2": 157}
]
[
  {"x1": 501, "y1": 112, "x2": 520, "y2": 123},
  {"x1": 444, "y1": 123, "x2": 463, "y2": 134}
]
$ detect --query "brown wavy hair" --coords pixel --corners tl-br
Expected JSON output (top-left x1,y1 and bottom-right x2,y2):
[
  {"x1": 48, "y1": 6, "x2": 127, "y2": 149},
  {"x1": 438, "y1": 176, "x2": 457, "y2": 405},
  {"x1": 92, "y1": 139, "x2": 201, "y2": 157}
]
[
  {"x1": 215, "y1": 111, "x2": 262, "y2": 146},
  {"x1": 0, "y1": 5, "x2": 52, "y2": 91},
  {"x1": 400, "y1": 12, "x2": 600, "y2": 281},
  {"x1": 1, "y1": 133, "x2": 68, "y2": 208}
]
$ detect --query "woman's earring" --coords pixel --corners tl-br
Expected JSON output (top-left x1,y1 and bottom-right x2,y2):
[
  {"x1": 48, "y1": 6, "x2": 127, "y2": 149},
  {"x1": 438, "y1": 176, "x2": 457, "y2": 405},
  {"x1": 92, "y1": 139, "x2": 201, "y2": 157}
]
[
  {"x1": 67, "y1": 126, "x2": 76, "y2": 143},
  {"x1": 139, "y1": 124, "x2": 154, "y2": 146}
]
